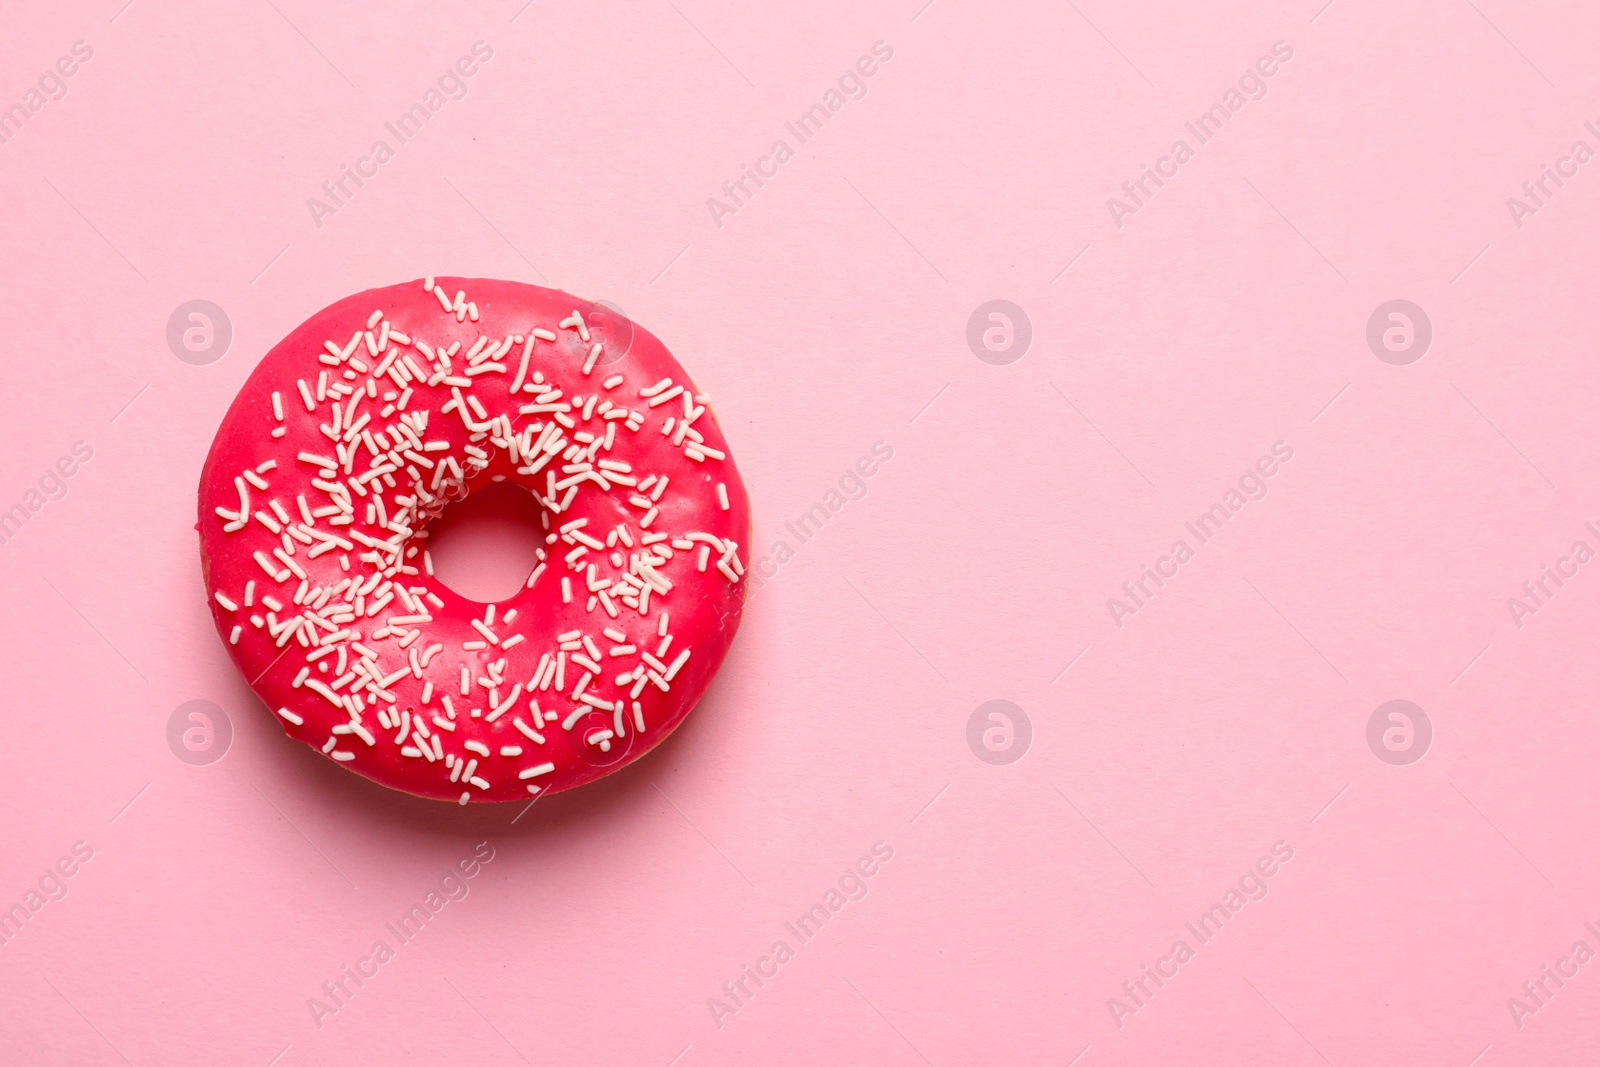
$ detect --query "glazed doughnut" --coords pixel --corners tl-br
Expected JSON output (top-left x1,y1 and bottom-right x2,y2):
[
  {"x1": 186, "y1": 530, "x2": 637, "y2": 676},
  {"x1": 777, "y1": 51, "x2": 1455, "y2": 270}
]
[{"x1": 197, "y1": 279, "x2": 750, "y2": 803}]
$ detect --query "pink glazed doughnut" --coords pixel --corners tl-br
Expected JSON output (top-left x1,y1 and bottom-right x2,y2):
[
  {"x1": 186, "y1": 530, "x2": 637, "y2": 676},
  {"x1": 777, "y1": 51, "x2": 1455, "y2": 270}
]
[{"x1": 197, "y1": 279, "x2": 749, "y2": 803}]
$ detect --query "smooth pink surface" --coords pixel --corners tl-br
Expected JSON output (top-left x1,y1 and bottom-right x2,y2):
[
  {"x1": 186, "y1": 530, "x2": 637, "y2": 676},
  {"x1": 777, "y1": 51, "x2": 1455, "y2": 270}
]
[{"x1": 1, "y1": 1, "x2": 1597, "y2": 1063}]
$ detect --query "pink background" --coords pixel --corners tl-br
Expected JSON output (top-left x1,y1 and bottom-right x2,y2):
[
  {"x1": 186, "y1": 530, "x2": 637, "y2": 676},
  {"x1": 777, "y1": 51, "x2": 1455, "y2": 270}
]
[{"x1": 1, "y1": 0, "x2": 1598, "y2": 1063}]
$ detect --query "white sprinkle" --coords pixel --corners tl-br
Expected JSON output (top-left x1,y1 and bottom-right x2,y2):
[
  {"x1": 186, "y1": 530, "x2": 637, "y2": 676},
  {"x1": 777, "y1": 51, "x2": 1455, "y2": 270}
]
[
  {"x1": 558, "y1": 311, "x2": 588, "y2": 340},
  {"x1": 518, "y1": 762, "x2": 555, "y2": 780},
  {"x1": 487, "y1": 683, "x2": 523, "y2": 722},
  {"x1": 718, "y1": 483, "x2": 729, "y2": 510},
  {"x1": 254, "y1": 551, "x2": 289, "y2": 581},
  {"x1": 665, "y1": 649, "x2": 690, "y2": 680},
  {"x1": 511, "y1": 335, "x2": 535, "y2": 393}
]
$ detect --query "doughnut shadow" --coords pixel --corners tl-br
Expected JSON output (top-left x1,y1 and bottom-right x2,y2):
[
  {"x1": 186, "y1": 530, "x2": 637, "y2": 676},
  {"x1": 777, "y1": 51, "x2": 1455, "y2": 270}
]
[{"x1": 232, "y1": 653, "x2": 737, "y2": 847}]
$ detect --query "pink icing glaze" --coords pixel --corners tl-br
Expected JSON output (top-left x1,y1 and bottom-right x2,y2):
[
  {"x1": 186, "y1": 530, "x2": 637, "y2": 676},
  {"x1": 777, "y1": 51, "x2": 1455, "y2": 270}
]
[{"x1": 197, "y1": 279, "x2": 750, "y2": 803}]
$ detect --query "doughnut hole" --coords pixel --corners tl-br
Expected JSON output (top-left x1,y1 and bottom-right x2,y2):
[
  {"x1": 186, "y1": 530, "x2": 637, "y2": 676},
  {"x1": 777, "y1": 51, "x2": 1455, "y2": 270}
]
[{"x1": 424, "y1": 480, "x2": 547, "y2": 605}]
